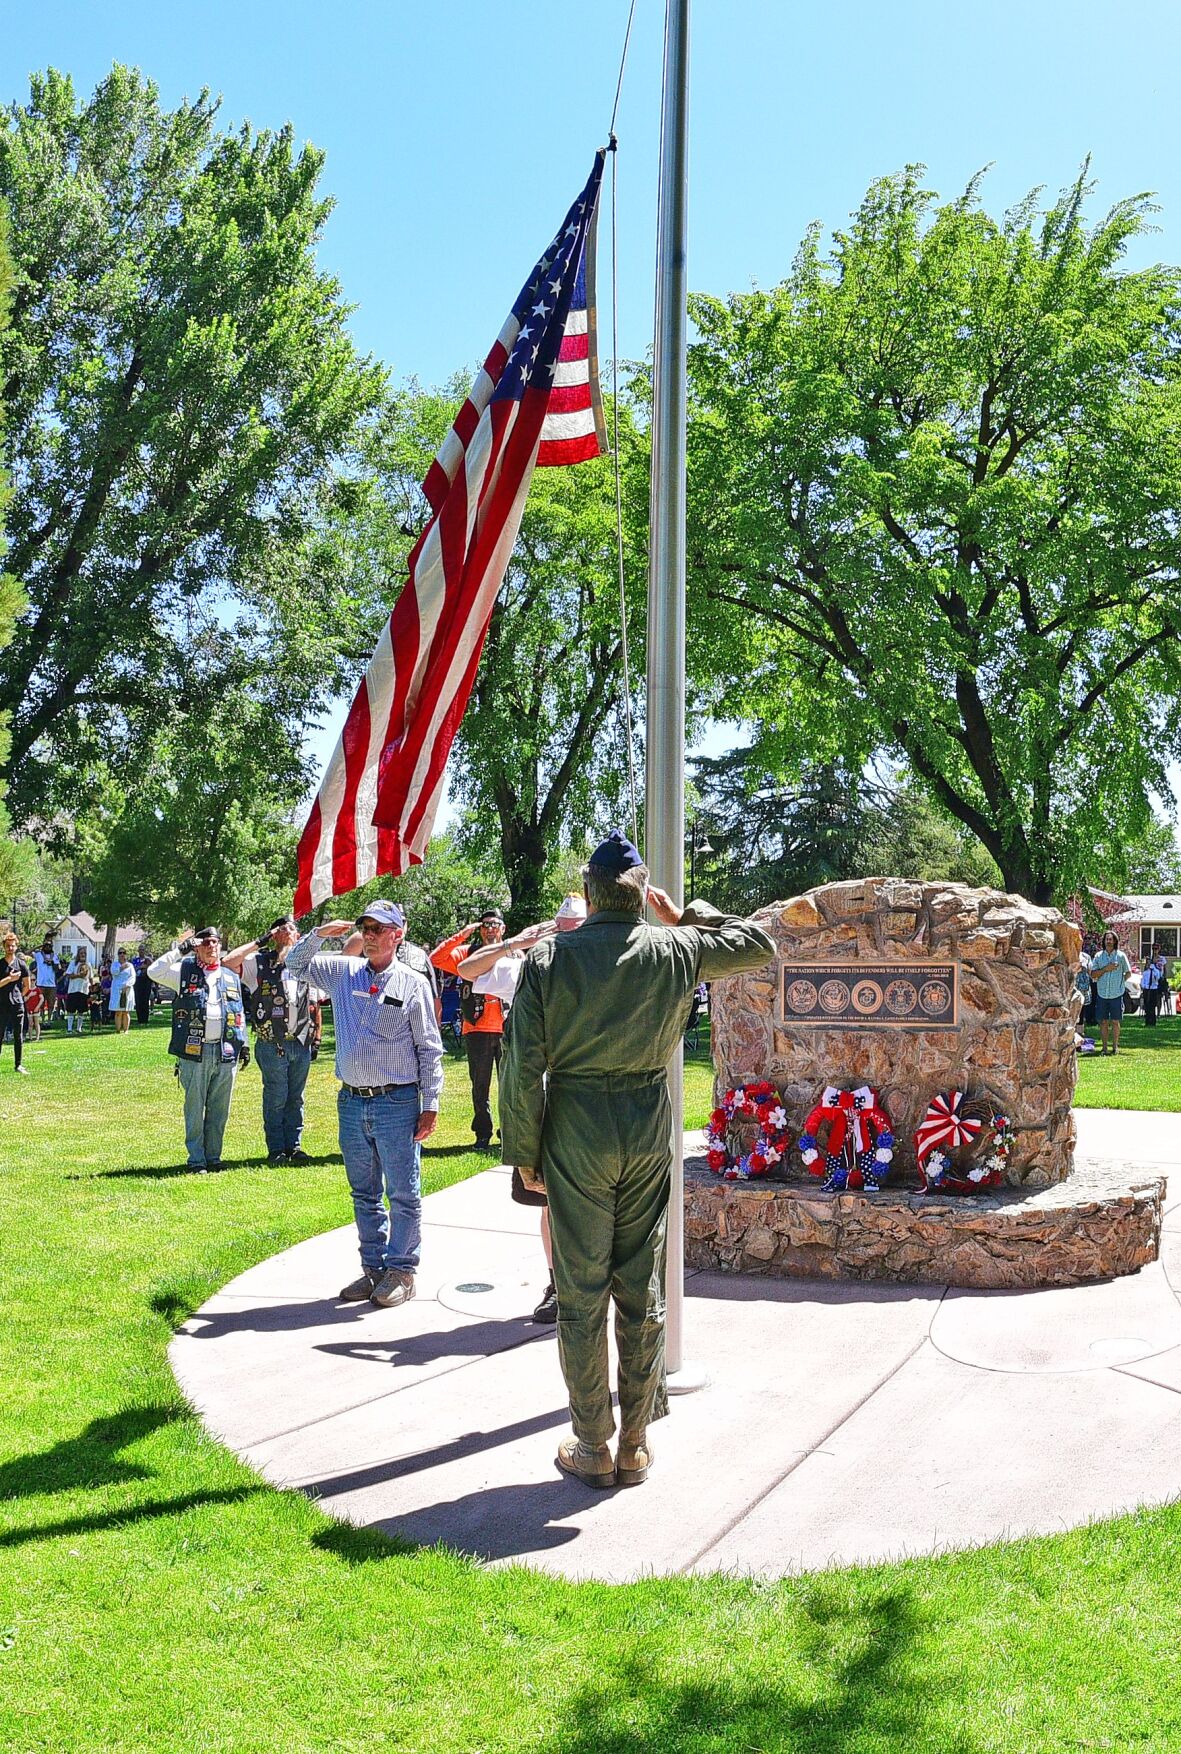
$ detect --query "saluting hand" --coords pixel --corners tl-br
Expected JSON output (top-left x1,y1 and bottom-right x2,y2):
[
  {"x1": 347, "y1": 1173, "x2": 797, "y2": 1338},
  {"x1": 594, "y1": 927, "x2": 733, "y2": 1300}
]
[
  {"x1": 514, "y1": 921, "x2": 557, "y2": 948},
  {"x1": 317, "y1": 919, "x2": 354, "y2": 938},
  {"x1": 646, "y1": 885, "x2": 682, "y2": 926}
]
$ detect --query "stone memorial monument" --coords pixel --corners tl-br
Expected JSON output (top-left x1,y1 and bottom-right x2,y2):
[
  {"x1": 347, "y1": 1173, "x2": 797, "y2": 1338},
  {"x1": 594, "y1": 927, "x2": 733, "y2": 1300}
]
[{"x1": 687, "y1": 878, "x2": 1163, "y2": 1288}]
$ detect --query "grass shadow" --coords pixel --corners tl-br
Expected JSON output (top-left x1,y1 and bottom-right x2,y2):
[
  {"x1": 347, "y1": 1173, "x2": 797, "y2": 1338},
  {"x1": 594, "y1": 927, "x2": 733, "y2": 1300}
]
[
  {"x1": 312, "y1": 1521, "x2": 418, "y2": 1564},
  {"x1": 537, "y1": 1582, "x2": 979, "y2": 1754},
  {"x1": 423, "y1": 1143, "x2": 503, "y2": 1160},
  {"x1": 0, "y1": 1404, "x2": 181, "y2": 1500},
  {"x1": 0, "y1": 1488, "x2": 265, "y2": 1550}
]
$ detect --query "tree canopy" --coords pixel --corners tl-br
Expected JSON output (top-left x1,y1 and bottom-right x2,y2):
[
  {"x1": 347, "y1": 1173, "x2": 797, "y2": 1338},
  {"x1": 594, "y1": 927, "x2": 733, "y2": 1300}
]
[
  {"x1": 0, "y1": 65, "x2": 385, "y2": 849},
  {"x1": 687, "y1": 166, "x2": 1181, "y2": 903},
  {"x1": 0, "y1": 198, "x2": 36, "y2": 903}
]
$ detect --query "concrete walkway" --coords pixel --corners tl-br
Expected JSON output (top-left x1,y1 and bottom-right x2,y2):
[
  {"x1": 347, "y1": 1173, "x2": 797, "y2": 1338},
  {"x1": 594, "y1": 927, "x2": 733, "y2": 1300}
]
[{"x1": 170, "y1": 1109, "x2": 1181, "y2": 1580}]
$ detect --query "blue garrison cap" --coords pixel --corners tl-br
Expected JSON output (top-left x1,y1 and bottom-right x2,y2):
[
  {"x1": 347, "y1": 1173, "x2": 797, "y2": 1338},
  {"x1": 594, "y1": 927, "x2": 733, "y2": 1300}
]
[{"x1": 588, "y1": 828, "x2": 644, "y2": 876}]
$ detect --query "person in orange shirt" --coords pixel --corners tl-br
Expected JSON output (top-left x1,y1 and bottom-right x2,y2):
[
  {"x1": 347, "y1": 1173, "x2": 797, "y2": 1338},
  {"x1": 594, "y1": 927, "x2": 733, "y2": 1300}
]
[{"x1": 429, "y1": 907, "x2": 511, "y2": 1151}]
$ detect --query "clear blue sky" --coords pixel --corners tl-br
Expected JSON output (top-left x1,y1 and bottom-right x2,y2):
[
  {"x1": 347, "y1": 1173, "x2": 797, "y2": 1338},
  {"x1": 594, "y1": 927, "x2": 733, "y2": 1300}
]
[
  {"x1": 6, "y1": 1, "x2": 1181, "y2": 798},
  {"x1": 8, "y1": 1, "x2": 1179, "y2": 387}
]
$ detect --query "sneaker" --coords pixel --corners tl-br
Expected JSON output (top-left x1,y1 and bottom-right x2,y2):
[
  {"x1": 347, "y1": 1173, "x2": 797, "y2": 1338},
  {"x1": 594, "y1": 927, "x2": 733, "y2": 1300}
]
[
  {"x1": 268, "y1": 1152, "x2": 290, "y2": 1166},
  {"x1": 532, "y1": 1280, "x2": 558, "y2": 1324},
  {"x1": 339, "y1": 1270, "x2": 382, "y2": 1301},
  {"x1": 616, "y1": 1433, "x2": 652, "y2": 1487},
  {"x1": 16, "y1": 1065, "x2": 28, "y2": 1076},
  {"x1": 288, "y1": 1148, "x2": 312, "y2": 1165},
  {"x1": 556, "y1": 1436, "x2": 615, "y2": 1489},
  {"x1": 371, "y1": 1269, "x2": 416, "y2": 1308}
]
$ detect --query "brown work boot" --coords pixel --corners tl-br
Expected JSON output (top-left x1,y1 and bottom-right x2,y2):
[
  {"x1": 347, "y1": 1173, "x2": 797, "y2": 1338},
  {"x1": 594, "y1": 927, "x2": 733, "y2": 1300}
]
[
  {"x1": 556, "y1": 1437, "x2": 615, "y2": 1489},
  {"x1": 616, "y1": 1432, "x2": 652, "y2": 1487},
  {"x1": 338, "y1": 1269, "x2": 381, "y2": 1301},
  {"x1": 371, "y1": 1268, "x2": 416, "y2": 1308}
]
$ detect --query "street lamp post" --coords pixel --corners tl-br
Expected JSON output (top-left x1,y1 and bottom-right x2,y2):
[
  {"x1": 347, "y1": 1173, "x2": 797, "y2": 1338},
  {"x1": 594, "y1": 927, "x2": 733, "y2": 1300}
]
[{"x1": 687, "y1": 823, "x2": 713, "y2": 901}]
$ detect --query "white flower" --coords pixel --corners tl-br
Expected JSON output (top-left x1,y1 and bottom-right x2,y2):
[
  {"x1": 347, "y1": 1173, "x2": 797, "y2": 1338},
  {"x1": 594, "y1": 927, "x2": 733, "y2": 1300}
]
[
  {"x1": 768, "y1": 1106, "x2": 787, "y2": 1130},
  {"x1": 801, "y1": 1148, "x2": 819, "y2": 1165},
  {"x1": 967, "y1": 1165, "x2": 988, "y2": 1182},
  {"x1": 763, "y1": 1144, "x2": 781, "y2": 1164},
  {"x1": 875, "y1": 1148, "x2": 893, "y2": 1164}
]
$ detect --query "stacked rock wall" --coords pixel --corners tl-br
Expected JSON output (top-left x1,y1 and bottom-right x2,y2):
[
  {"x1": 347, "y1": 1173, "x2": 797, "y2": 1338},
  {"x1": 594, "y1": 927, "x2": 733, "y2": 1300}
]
[{"x1": 710, "y1": 879, "x2": 1081, "y2": 1189}]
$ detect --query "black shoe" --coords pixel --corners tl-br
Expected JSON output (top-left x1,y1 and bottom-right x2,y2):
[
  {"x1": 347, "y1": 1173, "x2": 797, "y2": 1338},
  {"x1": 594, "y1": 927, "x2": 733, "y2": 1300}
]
[
  {"x1": 474, "y1": 1138, "x2": 494, "y2": 1152},
  {"x1": 206, "y1": 1160, "x2": 223, "y2": 1172},
  {"x1": 288, "y1": 1148, "x2": 312, "y2": 1165},
  {"x1": 533, "y1": 1280, "x2": 558, "y2": 1324},
  {"x1": 268, "y1": 1152, "x2": 290, "y2": 1166}
]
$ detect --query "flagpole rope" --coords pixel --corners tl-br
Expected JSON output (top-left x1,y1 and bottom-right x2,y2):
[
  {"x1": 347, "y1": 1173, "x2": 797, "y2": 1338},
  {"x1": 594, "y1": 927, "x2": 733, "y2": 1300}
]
[{"x1": 608, "y1": 0, "x2": 640, "y2": 844}]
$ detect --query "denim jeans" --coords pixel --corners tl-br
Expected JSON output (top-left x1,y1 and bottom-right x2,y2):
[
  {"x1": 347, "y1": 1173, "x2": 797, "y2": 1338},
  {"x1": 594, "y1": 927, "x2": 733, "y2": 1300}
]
[
  {"x1": 177, "y1": 1044, "x2": 238, "y2": 1167},
  {"x1": 254, "y1": 1037, "x2": 312, "y2": 1156},
  {"x1": 337, "y1": 1084, "x2": 422, "y2": 1275}
]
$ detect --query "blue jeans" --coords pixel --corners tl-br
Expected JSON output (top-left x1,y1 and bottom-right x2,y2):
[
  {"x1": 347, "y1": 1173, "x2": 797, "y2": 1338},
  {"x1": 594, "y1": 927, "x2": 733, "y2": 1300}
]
[
  {"x1": 176, "y1": 1044, "x2": 238, "y2": 1167},
  {"x1": 255, "y1": 1037, "x2": 312, "y2": 1156},
  {"x1": 337, "y1": 1085, "x2": 422, "y2": 1275}
]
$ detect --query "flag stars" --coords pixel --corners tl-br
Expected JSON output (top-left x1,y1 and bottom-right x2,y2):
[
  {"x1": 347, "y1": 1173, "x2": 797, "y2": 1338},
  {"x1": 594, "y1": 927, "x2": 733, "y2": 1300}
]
[{"x1": 531, "y1": 300, "x2": 551, "y2": 319}]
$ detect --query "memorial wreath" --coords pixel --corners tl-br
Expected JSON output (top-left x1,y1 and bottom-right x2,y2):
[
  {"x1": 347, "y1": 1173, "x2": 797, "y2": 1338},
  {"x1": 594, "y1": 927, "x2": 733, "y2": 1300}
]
[
  {"x1": 798, "y1": 1084, "x2": 894, "y2": 1191},
  {"x1": 706, "y1": 1080, "x2": 790, "y2": 1179},
  {"x1": 915, "y1": 1090, "x2": 1013, "y2": 1193}
]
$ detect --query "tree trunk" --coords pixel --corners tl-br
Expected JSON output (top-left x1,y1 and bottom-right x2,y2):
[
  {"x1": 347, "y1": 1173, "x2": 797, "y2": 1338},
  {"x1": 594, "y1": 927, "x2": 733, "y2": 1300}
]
[
  {"x1": 994, "y1": 844, "x2": 1055, "y2": 907},
  {"x1": 500, "y1": 821, "x2": 548, "y2": 934}
]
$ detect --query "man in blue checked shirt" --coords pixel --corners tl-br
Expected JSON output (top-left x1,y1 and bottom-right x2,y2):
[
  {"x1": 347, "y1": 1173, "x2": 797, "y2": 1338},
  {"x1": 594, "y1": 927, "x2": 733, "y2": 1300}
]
[{"x1": 287, "y1": 900, "x2": 444, "y2": 1308}]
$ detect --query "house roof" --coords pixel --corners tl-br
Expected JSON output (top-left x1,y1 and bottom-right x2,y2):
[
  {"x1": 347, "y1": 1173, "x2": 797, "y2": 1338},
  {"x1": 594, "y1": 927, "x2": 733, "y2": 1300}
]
[
  {"x1": 1105, "y1": 895, "x2": 1181, "y2": 923},
  {"x1": 56, "y1": 912, "x2": 143, "y2": 947}
]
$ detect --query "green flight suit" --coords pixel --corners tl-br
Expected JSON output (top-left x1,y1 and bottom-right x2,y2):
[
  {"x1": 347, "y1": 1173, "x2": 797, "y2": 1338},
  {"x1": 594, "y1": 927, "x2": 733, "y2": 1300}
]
[{"x1": 499, "y1": 900, "x2": 775, "y2": 1446}]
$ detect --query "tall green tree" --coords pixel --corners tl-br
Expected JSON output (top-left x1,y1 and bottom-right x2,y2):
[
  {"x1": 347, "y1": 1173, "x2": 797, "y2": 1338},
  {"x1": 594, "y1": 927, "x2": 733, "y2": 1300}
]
[
  {"x1": 0, "y1": 198, "x2": 34, "y2": 902},
  {"x1": 691, "y1": 744, "x2": 999, "y2": 914},
  {"x1": 0, "y1": 66, "x2": 385, "y2": 823},
  {"x1": 81, "y1": 694, "x2": 304, "y2": 941},
  {"x1": 687, "y1": 166, "x2": 1181, "y2": 903}
]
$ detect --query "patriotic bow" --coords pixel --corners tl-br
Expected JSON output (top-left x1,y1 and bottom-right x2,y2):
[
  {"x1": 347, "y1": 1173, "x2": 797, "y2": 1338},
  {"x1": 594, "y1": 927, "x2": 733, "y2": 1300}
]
[{"x1": 914, "y1": 1090, "x2": 982, "y2": 1166}]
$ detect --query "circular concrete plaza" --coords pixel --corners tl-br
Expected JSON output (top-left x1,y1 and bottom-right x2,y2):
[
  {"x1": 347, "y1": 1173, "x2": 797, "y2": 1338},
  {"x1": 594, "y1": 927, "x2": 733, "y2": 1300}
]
[{"x1": 170, "y1": 1108, "x2": 1181, "y2": 1582}]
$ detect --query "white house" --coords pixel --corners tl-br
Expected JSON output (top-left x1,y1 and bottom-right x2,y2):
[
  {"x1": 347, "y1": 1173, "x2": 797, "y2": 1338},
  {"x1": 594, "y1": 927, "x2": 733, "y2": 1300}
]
[
  {"x1": 51, "y1": 912, "x2": 143, "y2": 966},
  {"x1": 1104, "y1": 894, "x2": 1181, "y2": 966}
]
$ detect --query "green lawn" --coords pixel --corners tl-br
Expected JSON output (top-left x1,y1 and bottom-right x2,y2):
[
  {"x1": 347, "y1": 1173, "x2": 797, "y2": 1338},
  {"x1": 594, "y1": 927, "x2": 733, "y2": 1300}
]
[
  {"x1": 2, "y1": 1019, "x2": 1180, "y2": 1752},
  {"x1": 1073, "y1": 1013, "x2": 1181, "y2": 1110}
]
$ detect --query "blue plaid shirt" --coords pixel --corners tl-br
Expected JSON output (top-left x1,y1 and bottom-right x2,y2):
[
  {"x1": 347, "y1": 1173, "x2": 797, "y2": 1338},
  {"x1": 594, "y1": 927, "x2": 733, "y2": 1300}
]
[{"x1": 286, "y1": 931, "x2": 444, "y2": 1107}]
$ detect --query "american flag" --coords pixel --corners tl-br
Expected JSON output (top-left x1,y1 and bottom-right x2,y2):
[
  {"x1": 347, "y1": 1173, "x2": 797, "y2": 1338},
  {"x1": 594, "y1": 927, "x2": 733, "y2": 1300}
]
[{"x1": 294, "y1": 154, "x2": 606, "y2": 914}]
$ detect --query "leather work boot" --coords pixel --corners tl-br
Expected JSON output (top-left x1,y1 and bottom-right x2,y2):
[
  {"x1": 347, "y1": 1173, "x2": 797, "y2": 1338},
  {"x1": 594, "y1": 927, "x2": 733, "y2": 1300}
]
[
  {"x1": 371, "y1": 1269, "x2": 416, "y2": 1309},
  {"x1": 616, "y1": 1433, "x2": 652, "y2": 1487},
  {"x1": 556, "y1": 1437, "x2": 615, "y2": 1489},
  {"x1": 338, "y1": 1270, "x2": 381, "y2": 1301}
]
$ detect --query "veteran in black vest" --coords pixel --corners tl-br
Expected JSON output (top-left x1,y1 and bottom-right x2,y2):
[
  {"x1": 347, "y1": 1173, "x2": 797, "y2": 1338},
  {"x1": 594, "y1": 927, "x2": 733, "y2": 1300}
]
[
  {"x1": 225, "y1": 914, "x2": 317, "y2": 1165},
  {"x1": 148, "y1": 927, "x2": 250, "y2": 1171}
]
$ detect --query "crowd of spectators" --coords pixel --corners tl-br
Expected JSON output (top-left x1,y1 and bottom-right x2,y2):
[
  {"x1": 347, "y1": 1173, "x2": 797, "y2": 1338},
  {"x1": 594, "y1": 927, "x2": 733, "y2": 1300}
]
[{"x1": 0, "y1": 935, "x2": 161, "y2": 1057}]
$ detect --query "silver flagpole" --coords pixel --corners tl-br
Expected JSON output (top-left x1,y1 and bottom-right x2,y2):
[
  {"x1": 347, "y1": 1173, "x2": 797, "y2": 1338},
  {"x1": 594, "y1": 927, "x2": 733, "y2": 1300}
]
[{"x1": 647, "y1": 0, "x2": 704, "y2": 1391}]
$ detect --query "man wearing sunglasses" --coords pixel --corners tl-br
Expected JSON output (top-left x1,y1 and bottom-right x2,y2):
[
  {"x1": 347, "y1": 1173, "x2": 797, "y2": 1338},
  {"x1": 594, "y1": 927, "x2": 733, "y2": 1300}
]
[{"x1": 286, "y1": 901, "x2": 443, "y2": 1307}]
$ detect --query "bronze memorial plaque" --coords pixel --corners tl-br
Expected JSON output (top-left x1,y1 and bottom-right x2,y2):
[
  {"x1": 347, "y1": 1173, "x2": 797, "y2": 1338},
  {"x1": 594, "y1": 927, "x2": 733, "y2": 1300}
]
[{"x1": 780, "y1": 961, "x2": 959, "y2": 1030}]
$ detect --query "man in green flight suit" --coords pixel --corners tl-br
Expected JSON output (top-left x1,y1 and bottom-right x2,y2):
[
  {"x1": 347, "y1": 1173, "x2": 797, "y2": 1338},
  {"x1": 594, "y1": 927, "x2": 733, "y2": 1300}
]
[{"x1": 499, "y1": 829, "x2": 775, "y2": 1490}]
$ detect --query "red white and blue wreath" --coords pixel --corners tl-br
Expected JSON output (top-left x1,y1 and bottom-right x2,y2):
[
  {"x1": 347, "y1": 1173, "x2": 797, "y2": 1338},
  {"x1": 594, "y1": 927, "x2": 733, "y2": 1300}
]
[
  {"x1": 706, "y1": 1080, "x2": 790, "y2": 1179},
  {"x1": 798, "y1": 1084, "x2": 894, "y2": 1191},
  {"x1": 915, "y1": 1091, "x2": 1013, "y2": 1193}
]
